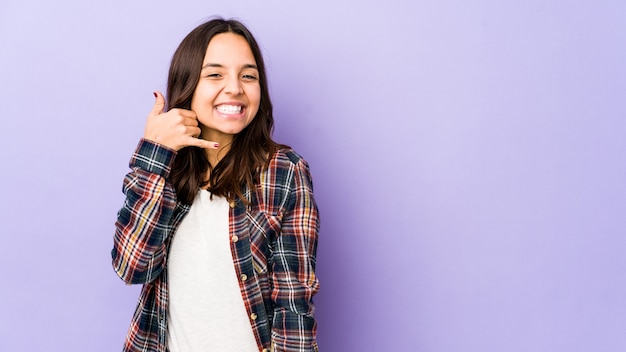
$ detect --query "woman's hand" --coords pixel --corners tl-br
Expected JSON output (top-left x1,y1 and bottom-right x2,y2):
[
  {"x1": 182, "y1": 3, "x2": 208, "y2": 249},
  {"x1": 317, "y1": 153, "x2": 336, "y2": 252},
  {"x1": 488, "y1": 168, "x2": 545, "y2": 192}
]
[{"x1": 143, "y1": 91, "x2": 219, "y2": 151}]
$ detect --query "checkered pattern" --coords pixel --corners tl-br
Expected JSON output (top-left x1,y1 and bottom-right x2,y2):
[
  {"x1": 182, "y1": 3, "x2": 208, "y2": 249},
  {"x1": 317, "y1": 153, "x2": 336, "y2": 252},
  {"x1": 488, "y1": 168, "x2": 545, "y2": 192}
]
[{"x1": 112, "y1": 139, "x2": 320, "y2": 352}]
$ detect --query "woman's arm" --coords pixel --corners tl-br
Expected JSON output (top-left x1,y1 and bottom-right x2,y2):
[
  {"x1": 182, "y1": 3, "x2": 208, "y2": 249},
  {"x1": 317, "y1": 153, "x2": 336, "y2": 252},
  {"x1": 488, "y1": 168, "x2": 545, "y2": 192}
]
[
  {"x1": 271, "y1": 155, "x2": 321, "y2": 351},
  {"x1": 112, "y1": 92, "x2": 219, "y2": 285},
  {"x1": 111, "y1": 139, "x2": 179, "y2": 285}
]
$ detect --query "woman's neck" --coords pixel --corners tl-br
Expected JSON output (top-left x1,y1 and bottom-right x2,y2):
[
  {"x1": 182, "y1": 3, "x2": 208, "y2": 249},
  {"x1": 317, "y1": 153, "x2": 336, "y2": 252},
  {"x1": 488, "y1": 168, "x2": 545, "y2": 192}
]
[
  {"x1": 206, "y1": 143, "x2": 230, "y2": 167},
  {"x1": 200, "y1": 128, "x2": 234, "y2": 167}
]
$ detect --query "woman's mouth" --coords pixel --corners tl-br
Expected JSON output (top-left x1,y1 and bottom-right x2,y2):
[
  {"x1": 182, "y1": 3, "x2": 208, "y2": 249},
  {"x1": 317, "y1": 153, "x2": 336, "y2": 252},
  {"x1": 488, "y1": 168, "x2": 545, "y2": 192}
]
[{"x1": 216, "y1": 104, "x2": 243, "y2": 115}]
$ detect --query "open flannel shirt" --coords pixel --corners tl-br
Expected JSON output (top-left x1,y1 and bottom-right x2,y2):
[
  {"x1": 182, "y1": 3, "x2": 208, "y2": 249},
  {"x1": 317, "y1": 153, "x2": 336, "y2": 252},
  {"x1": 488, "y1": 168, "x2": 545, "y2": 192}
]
[{"x1": 112, "y1": 139, "x2": 320, "y2": 352}]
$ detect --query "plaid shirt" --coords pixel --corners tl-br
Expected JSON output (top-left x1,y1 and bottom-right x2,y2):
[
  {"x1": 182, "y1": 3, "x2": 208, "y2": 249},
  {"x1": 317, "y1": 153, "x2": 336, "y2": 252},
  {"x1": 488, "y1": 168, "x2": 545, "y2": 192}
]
[{"x1": 112, "y1": 139, "x2": 320, "y2": 352}]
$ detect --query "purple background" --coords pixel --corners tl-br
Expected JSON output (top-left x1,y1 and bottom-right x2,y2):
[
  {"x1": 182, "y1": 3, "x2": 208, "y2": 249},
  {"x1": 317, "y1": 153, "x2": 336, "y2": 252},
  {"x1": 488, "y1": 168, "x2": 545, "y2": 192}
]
[{"x1": 1, "y1": 1, "x2": 625, "y2": 351}]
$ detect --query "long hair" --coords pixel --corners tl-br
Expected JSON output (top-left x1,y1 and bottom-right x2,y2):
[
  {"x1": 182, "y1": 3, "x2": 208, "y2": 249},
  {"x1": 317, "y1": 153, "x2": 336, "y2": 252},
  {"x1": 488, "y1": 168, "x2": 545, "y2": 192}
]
[{"x1": 166, "y1": 18, "x2": 282, "y2": 204}]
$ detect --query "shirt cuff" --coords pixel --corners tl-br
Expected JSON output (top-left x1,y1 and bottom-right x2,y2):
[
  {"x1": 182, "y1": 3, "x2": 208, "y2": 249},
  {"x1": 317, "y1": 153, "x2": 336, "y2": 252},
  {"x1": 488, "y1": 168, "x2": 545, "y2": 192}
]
[{"x1": 129, "y1": 138, "x2": 177, "y2": 178}]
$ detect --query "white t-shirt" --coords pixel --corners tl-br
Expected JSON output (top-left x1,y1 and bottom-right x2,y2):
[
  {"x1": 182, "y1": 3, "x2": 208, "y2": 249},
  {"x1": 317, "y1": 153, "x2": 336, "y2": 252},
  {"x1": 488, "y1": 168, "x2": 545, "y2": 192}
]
[{"x1": 167, "y1": 190, "x2": 258, "y2": 352}]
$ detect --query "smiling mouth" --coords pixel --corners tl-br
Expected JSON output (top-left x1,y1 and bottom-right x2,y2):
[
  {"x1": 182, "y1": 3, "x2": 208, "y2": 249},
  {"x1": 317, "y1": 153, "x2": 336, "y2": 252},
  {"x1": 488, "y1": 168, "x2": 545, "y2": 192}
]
[{"x1": 216, "y1": 104, "x2": 243, "y2": 114}]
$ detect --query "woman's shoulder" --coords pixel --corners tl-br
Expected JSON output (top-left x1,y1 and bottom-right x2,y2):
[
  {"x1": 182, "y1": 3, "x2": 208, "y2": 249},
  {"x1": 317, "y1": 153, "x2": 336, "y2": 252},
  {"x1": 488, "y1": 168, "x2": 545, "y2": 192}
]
[
  {"x1": 263, "y1": 147, "x2": 315, "y2": 194},
  {"x1": 270, "y1": 146, "x2": 309, "y2": 168}
]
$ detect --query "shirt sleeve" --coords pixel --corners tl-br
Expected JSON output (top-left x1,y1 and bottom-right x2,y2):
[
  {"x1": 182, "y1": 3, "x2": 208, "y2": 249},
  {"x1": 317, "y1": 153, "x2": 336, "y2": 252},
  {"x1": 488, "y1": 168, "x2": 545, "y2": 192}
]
[
  {"x1": 271, "y1": 156, "x2": 320, "y2": 351},
  {"x1": 111, "y1": 138, "x2": 179, "y2": 285}
]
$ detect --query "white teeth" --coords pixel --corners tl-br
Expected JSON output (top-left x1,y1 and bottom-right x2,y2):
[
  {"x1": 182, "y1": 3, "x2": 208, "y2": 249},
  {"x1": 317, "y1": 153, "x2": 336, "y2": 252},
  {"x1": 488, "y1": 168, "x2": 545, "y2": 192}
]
[{"x1": 216, "y1": 105, "x2": 242, "y2": 114}]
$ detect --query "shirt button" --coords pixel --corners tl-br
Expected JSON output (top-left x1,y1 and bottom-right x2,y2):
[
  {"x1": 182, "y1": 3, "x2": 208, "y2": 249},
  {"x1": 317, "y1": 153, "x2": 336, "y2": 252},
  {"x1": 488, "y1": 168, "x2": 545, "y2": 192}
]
[
  {"x1": 229, "y1": 201, "x2": 236, "y2": 208},
  {"x1": 250, "y1": 313, "x2": 257, "y2": 320},
  {"x1": 240, "y1": 274, "x2": 248, "y2": 282},
  {"x1": 231, "y1": 235, "x2": 239, "y2": 243}
]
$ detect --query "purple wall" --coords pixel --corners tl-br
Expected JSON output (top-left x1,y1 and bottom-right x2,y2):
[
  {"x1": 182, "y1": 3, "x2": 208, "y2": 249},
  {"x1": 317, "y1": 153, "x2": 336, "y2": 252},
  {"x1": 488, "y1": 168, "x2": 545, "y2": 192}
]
[{"x1": 1, "y1": 1, "x2": 625, "y2": 351}]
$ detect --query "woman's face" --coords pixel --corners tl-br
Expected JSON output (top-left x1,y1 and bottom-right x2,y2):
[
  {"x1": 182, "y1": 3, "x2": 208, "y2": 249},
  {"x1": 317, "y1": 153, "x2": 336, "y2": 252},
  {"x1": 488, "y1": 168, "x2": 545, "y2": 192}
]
[{"x1": 191, "y1": 32, "x2": 261, "y2": 143}]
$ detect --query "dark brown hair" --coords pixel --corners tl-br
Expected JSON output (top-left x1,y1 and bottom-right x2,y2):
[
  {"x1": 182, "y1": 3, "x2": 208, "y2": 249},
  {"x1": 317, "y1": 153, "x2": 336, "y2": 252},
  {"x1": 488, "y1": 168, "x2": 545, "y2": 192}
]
[{"x1": 166, "y1": 18, "x2": 282, "y2": 204}]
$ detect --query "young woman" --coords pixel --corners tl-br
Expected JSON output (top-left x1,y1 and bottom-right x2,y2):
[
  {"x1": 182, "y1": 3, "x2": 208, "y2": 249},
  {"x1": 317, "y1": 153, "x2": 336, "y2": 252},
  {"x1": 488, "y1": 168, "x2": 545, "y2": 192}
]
[{"x1": 111, "y1": 18, "x2": 320, "y2": 352}]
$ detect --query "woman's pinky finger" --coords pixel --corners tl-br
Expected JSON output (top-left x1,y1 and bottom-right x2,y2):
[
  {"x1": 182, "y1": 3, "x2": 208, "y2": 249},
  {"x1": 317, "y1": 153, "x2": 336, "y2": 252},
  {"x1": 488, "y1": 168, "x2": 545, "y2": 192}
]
[{"x1": 187, "y1": 136, "x2": 220, "y2": 150}]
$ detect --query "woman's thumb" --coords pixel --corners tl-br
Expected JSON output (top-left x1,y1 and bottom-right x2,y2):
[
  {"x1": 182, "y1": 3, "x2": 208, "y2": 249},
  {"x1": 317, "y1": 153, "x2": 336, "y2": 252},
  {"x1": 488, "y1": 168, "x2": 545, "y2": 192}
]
[{"x1": 150, "y1": 91, "x2": 165, "y2": 116}]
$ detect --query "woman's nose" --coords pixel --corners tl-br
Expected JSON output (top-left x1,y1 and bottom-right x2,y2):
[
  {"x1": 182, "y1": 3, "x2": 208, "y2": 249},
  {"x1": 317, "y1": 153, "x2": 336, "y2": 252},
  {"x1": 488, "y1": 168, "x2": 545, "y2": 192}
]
[{"x1": 224, "y1": 76, "x2": 243, "y2": 95}]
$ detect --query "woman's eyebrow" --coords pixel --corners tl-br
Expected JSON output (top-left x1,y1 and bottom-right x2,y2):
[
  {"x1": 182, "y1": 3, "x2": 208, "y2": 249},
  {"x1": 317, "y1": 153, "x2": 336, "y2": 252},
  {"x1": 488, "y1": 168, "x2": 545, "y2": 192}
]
[
  {"x1": 201, "y1": 63, "x2": 258, "y2": 70},
  {"x1": 202, "y1": 63, "x2": 222, "y2": 70}
]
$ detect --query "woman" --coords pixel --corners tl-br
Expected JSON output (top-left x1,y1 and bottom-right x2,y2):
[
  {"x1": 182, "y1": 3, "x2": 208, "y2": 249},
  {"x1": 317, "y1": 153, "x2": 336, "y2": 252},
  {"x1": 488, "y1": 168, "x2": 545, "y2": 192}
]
[{"x1": 112, "y1": 18, "x2": 320, "y2": 352}]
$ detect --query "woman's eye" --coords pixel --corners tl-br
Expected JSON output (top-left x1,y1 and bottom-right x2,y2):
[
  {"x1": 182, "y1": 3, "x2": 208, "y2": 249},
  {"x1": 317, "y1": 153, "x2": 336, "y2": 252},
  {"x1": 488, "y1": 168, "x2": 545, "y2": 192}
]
[
  {"x1": 206, "y1": 73, "x2": 221, "y2": 78},
  {"x1": 242, "y1": 74, "x2": 258, "y2": 80}
]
